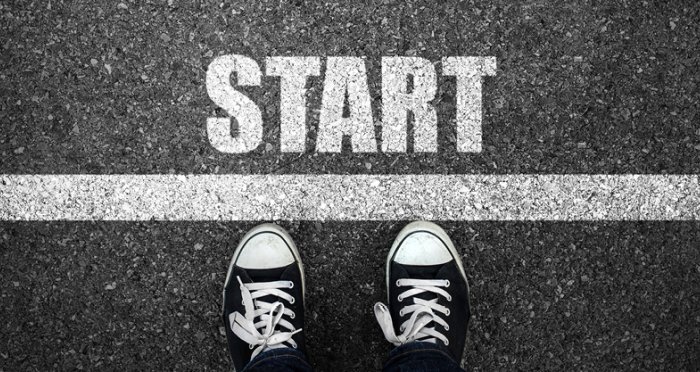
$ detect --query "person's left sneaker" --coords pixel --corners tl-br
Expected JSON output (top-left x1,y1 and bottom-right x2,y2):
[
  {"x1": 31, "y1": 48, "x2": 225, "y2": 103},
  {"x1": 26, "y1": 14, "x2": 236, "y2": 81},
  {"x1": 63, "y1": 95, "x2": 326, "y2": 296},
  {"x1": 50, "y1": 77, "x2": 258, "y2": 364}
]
[{"x1": 222, "y1": 223, "x2": 306, "y2": 370}]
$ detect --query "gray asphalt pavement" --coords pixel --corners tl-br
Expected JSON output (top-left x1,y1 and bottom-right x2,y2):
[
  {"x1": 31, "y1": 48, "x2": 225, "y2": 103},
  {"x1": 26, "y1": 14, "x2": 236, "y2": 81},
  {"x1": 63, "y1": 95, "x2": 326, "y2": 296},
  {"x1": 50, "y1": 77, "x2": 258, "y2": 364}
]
[{"x1": 1, "y1": 0, "x2": 699, "y2": 371}]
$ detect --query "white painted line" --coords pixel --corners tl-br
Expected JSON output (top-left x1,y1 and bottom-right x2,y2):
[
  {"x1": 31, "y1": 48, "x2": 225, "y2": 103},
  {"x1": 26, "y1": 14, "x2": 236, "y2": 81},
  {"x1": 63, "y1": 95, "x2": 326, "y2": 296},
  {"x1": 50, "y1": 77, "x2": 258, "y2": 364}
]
[{"x1": 1, "y1": 175, "x2": 698, "y2": 221}]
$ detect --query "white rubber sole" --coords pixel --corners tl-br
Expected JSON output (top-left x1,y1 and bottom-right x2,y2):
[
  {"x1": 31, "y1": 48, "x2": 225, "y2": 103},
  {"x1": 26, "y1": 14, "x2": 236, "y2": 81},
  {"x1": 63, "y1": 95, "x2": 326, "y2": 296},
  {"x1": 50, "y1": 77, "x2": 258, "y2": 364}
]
[
  {"x1": 222, "y1": 223, "x2": 306, "y2": 307},
  {"x1": 385, "y1": 221, "x2": 468, "y2": 303}
]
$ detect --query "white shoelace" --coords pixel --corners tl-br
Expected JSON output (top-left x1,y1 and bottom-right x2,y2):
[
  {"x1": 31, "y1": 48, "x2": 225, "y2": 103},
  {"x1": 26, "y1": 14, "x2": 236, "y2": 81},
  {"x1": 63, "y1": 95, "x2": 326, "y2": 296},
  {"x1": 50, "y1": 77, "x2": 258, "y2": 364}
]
[
  {"x1": 374, "y1": 278, "x2": 452, "y2": 346},
  {"x1": 229, "y1": 276, "x2": 301, "y2": 359}
]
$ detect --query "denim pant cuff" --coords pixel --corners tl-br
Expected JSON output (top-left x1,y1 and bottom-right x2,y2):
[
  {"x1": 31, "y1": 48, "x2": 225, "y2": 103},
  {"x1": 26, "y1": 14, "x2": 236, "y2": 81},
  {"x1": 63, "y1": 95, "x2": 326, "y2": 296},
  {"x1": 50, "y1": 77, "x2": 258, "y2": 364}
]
[
  {"x1": 383, "y1": 341, "x2": 464, "y2": 372},
  {"x1": 242, "y1": 347, "x2": 312, "y2": 372}
]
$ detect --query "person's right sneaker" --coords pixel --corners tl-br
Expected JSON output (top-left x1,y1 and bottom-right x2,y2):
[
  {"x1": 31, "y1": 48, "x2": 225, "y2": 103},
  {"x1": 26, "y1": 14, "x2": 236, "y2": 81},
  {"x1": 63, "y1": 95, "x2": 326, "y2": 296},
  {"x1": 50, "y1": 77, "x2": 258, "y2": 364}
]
[{"x1": 374, "y1": 221, "x2": 470, "y2": 364}]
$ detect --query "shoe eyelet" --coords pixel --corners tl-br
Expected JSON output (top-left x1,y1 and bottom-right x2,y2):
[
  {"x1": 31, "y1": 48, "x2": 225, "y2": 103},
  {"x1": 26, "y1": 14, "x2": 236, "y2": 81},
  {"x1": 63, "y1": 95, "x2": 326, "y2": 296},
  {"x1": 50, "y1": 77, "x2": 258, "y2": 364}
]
[
  {"x1": 400, "y1": 325, "x2": 405, "y2": 332},
  {"x1": 444, "y1": 325, "x2": 450, "y2": 331},
  {"x1": 288, "y1": 282, "x2": 294, "y2": 289},
  {"x1": 289, "y1": 297, "x2": 295, "y2": 304},
  {"x1": 444, "y1": 339, "x2": 450, "y2": 346},
  {"x1": 397, "y1": 295, "x2": 403, "y2": 302},
  {"x1": 445, "y1": 309, "x2": 451, "y2": 316},
  {"x1": 290, "y1": 312, "x2": 296, "y2": 319},
  {"x1": 249, "y1": 344, "x2": 255, "y2": 350},
  {"x1": 444, "y1": 280, "x2": 450, "y2": 287},
  {"x1": 399, "y1": 309, "x2": 404, "y2": 317},
  {"x1": 241, "y1": 300, "x2": 245, "y2": 305},
  {"x1": 395, "y1": 279, "x2": 402, "y2": 287},
  {"x1": 446, "y1": 295, "x2": 452, "y2": 302}
]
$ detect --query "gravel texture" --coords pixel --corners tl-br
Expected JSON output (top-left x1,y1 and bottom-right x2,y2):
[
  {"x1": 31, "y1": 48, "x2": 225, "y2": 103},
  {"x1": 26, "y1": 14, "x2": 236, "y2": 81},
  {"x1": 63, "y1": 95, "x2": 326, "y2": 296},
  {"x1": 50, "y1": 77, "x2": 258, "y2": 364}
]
[{"x1": 1, "y1": 0, "x2": 699, "y2": 371}]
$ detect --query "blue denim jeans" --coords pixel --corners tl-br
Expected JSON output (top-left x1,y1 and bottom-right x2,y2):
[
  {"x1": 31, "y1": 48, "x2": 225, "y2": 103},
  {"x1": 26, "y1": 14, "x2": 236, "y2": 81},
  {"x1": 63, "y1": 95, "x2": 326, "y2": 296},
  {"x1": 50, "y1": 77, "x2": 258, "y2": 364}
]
[
  {"x1": 241, "y1": 342, "x2": 465, "y2": 372},
  {"x1": 240, "y1": 347, "x2": 314, "y2": 372}
]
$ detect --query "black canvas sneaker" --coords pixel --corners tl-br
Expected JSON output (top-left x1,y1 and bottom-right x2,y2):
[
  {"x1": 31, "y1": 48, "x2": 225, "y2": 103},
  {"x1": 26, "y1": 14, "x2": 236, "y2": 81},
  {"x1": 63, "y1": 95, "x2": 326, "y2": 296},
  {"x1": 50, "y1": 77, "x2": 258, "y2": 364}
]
[
  {"x1": 374, "y1": 221, "x2": 470, "y2": 364},
  {"x1": 222, "y1": 223, "x2": 306, "y2": 370}
]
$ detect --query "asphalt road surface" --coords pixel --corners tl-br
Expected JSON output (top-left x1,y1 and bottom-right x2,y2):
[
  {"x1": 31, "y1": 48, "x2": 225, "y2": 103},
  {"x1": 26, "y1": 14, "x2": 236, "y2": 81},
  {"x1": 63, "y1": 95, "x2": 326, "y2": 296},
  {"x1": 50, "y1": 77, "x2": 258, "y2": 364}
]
[{"x1": 1, "y1": 0, "x2": 699, "y2": 371}]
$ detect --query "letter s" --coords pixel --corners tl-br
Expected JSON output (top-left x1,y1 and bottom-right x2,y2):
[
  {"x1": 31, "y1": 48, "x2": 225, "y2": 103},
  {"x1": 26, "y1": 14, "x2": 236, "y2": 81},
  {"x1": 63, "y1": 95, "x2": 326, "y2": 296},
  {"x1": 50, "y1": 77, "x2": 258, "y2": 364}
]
[{"x1": 206, "y1": 54, "x2": 262, "y2": 153}]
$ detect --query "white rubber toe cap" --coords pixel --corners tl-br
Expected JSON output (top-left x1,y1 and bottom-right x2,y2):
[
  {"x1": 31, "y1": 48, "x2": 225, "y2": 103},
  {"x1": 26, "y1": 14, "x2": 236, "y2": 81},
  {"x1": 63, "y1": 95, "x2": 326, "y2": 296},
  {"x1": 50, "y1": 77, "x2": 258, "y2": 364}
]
[
  {"x1": 235, "y1": 230, "x2": 295, "y2": 270},
  {"x1": 393, "y1": 231, "x2": 453, "y2": 266}
]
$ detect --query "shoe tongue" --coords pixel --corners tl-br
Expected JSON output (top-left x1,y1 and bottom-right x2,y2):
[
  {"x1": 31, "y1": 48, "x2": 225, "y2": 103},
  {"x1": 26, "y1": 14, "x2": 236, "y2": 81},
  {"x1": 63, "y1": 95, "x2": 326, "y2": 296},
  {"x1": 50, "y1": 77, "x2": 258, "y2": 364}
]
[
  {"x1": 402, "y1": 263, "x2": 444, "y2": 280},
  {"x1": 244, "y1": 266, "x2": 289, "y2": 283},
  {"x1": 240, "y1": 265, "x2": 293, "y2": 306},
  {"x1": 399, "y1": 263, "x2": 447, "y2": 324}
]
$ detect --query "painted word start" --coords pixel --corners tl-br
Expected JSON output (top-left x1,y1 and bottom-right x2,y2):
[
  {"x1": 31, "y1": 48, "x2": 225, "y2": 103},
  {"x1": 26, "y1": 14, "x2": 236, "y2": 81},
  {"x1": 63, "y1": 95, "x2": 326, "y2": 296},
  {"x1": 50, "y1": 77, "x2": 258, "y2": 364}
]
[{"x1": 206, "y1": 55, "x2": 496, "y2": 153}]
